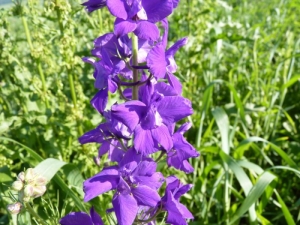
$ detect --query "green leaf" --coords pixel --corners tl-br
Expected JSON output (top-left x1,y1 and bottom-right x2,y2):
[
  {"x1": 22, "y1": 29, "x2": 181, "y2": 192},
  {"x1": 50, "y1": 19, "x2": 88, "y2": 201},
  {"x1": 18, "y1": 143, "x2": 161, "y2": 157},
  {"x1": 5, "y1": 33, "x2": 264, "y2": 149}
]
[
  {"x1": 274, "y1": 190, "x2": 296, "y2": 225},
  {"x1": 34, "y1": 158, "x2": 67, "y2": 181},
  {"x1": 230, "y1": 171, "x2": 277, "y2": 224},
  {"x1": 0, "y1": 166, "x2": 13, "y2": 182},
  {"x1": 213, "y1": 107, "x2": 230, "y2": 154}
]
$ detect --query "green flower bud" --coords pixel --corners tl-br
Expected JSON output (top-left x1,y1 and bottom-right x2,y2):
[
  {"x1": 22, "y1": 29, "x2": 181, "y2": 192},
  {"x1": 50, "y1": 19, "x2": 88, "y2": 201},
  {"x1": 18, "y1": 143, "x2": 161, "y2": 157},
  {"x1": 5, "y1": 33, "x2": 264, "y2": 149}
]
[
  {"x1": 7, "y1": 202, "x2": 22, "y2": 214},
  {"x1": 12, "y1": 180, "x2": 24, "y2": 191}
]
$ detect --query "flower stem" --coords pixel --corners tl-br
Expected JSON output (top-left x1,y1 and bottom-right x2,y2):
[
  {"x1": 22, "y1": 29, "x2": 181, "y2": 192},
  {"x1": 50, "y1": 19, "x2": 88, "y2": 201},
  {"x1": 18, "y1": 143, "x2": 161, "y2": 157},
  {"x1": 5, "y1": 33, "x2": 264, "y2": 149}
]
[
  {"x1": 22, "y1": 16, "x2": 50, "y2": 108},
  {"x1": 132, "y1": 34, "x2": 139, "y2": 100},
  {"x1": 25, "y1": 202, "x2": 47, "y2": 225}
]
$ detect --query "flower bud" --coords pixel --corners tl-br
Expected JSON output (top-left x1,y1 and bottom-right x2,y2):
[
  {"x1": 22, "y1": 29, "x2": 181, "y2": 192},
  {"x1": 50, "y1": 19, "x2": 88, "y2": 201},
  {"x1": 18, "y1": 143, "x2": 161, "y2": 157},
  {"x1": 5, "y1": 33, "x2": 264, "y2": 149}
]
[
  {"x1": 24, "y1": 168, "x2": 37, "y2": 184},
  {"x1": 24, "y1": 185, "x2": 34, "y2": 197},
  {"x1": 17, "y1": 172, "x2": 25, "y2": 182},
  {"x1": 7, "y1": 202, "x2": 22, "y2": 214},
  {"x1": 22, "y1": 196, "x2": 31, "y2": 202},
  {"x1": 93, "y1": 156, "x2": 100, "y2": 166},
  {"x1": 32, "y1": 185, "x2": 46, "y2": 198},
  {"x1": 12, "y1": 180, "x2": 24, "y2": 191},
  {"x1": 35, "y1": 176, "x2": 47, "y2": 186}
]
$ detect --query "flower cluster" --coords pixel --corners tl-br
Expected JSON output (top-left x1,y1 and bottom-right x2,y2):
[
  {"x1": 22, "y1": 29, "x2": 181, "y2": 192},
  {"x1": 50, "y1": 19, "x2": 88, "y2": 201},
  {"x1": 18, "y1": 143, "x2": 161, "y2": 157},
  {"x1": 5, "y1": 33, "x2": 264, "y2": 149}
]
[
  {"x1": 7, "y1": 168, "x2": 47, "y2": 215},
  {"x1": 60, "y1": 0, "x2": 199, "y2": 224}
]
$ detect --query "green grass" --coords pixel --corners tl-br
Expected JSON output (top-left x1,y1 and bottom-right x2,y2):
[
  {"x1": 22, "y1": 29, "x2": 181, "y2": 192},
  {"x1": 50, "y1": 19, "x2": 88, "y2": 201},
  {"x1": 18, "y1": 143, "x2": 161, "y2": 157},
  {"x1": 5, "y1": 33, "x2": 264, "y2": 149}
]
[{"x1": 0, "y1": 0, "x2": 300, "y2": 224}]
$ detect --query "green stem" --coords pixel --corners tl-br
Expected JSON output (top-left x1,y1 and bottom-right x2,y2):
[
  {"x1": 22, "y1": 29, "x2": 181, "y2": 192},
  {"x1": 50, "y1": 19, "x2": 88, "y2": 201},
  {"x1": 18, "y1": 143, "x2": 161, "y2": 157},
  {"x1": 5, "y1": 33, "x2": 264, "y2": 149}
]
[
  {"x1": 132, "y1": 34, "x2": 139, "y2": 100},
  {"x1": 25, "y1": 202, "x2": 47, "y2": 225},
  {"x1": 97, "y1": 9, "x2": 103, "y2": 34},
  {"x1": 22, "y1": 16, "x2": 50, "y2": 108},
  {"x1": 54, "y1": 1, "x2": 84, "y2": 136}
]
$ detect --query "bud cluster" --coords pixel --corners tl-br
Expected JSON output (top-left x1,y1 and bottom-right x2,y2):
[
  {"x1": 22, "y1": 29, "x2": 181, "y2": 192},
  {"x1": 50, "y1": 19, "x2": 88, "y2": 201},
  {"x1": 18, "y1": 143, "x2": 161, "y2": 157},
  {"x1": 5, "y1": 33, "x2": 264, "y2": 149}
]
[{"x1": 8, "y1": 168, "x2": 47, "y2": 214}]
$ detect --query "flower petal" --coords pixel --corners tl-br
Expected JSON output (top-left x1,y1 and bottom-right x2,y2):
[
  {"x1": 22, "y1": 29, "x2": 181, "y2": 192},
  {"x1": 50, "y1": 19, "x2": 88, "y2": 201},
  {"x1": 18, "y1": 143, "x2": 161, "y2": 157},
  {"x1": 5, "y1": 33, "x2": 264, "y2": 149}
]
[
  {"x1": 131, "y1": 185, "x2": 160, "y2": 207},
  {"x1": 134, "y1": 124, "x2": 158, "y2": 155},
  {"x1": 151, "y1": 125, "x2": 173, "y2": 151},
  {"x1": 111, "y1": 100, "x2": 146, "y2": 131},
  {"x1": 90, "y1": 207, "x2": 104, "y2": 225},
  {"x1": 134, "y1": 21, "x2": 160, "y2": 41},
  {"x1": 60, "y1": 212, "x2": 93, "y2": 225},
  {"x1": 142, "y1": 0, "x2": 173, "y2": 23},
  {"x1": 147, "y1": 44, "x2": 167, "y2": 79},
  {"x1": 166, "y1": 73, "x2": 182, "y2": 95},
  {"x1": 114, "y1": 18, "x2": 137, "y2": 37},
  {"x1": 84, "y1": 166, "x2": 120, "y2": 202},
  {"x1": 113, "y1": 193, "x2": 138, "y2": 225},
  {"x1": 157, "y1": 96, "x2": 193, "y2": 125},
  {"x1": 91, "y1": 89, "x2": 108, "y2": 114},
  {"x1": 107, "y1": 0, "x2": 128, "y2": 20}
]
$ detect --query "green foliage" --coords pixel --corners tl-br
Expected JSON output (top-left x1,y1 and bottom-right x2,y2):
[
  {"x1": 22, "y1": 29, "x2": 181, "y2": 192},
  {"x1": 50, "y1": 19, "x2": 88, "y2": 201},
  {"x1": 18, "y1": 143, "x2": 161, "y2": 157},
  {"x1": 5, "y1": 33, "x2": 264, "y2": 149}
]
[{"x1": 0, "y1": 0, "x2": 300, "y2": 224}]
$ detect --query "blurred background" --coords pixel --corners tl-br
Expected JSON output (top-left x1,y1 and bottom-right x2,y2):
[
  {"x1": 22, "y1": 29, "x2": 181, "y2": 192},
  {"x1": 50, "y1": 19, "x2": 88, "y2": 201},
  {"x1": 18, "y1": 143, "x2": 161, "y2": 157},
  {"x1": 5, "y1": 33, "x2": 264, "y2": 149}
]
[{"x1": 0, "y1": 0, "x2": 300, "y2": 224}]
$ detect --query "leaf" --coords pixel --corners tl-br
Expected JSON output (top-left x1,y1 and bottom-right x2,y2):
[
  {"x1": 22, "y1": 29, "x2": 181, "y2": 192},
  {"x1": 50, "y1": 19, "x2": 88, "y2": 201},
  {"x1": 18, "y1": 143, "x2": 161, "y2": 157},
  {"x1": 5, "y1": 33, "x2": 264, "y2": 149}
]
[
  {"x1": 0, "y1": 137, "x2": 87, "y2": 212},
  {"x1": 34, "y1": 158, "x2": 67, "y2": 181},
  {"x1": 63, "y1": 164, "x2": 85, "y2": 197},
  {"x1": 230, "y1": 171, "x2": 277, "y2": 224},
  {"x1": 0, "y1": 166, "x2": 13, "y2": 182},
  {"x1": 274, "y1": 190, "x2": 296, "y2": 225},
  {"x1": 212, "y1": 107, "x2": 230, "y2": 154}
]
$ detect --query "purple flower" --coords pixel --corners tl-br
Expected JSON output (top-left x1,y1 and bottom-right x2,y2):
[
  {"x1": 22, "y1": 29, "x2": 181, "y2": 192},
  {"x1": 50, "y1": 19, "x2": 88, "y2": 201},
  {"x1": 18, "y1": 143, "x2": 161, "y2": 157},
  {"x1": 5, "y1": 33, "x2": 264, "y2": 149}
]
[
  {"x1": 83, "y1": 149, "x2": 164, "y2": 225},
  {"x1": 147, "y1": 20, "x2": 188, "y2": 94},
  {"x1": 108, "y1": 0, "x2": 179, "y2": 40},
  {"x1": 82, "y1": 0, "x2": 106, "y2": 13},
  {"x1": 167, "y1": 122, "x2": 200, "y2": 173},
  {"x1": 79, "y1": 111, "x2": 130, "y2": 163},
  {"x1": 161, "y1": 176, "x2": 194, "y2": 225},
  {"x1": 60, "y1": 207, "x2": 104, "y2": 225},
  {"x1": 111, "y1": 79, "x2": 193, "y2": 155}
]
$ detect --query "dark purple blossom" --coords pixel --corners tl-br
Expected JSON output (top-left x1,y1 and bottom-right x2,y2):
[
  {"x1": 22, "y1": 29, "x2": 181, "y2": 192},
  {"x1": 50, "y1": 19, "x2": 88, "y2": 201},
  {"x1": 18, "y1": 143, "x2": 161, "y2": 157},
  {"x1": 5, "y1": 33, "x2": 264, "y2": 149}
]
[
  {"x1": 60, "y1": 207, "x2": 104, "y2": 225},
  {"x1": 83, "y1": 149, "x2": 164, "y2": 225},
  {"x1": 161, "y1": 176, "x2": 193, "y2": 225},
  {"x1": 107, "y1": 0, "x2": 179, "y2": 40},
  {"x1": 167, "y1": 122, "x2": 200, "y2": 173},
  {"x1": 111, "y1": 79, "x2": 193, "y2": 155},
  {"x1": 147, "y1": 20, "x2": 188, "y2": 94},
  {"x1": 82, "y1": 0, "x2": 107, "y2": 13},
  {"x1": 79, "y1": 111, "x2": 130, "y2": 162}
]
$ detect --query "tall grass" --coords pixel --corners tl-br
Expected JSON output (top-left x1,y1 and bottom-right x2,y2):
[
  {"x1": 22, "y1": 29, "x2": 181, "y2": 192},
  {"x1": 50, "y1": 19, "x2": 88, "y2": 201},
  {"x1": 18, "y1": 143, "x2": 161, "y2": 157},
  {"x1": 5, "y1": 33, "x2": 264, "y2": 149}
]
[{"x1": 0, "y1": 0, "x2": 299, "y2": 224}]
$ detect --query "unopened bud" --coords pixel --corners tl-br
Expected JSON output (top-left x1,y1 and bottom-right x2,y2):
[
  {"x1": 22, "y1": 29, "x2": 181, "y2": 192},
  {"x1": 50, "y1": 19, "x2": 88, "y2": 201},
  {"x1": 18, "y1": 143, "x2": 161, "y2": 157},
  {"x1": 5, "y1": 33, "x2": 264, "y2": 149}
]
[
  {"x1": 22, "y1": 196, "x2": 31, "y2": 202},
  {"x1": 12, "y1": 181, "x2": 24, "y2": 191},
  {"x1": 24, "y1": 185, "x2": 34, "y2": 197},
  {"x1": 24, "y1": 168, "x2": 37, "y2": 184},
  {"x1": 17, "y1": 172, "x2": 25, "y2": 182},
  {"x1": 35, "y1": 176, "x2": 47, "y2": 186},
  {"x1": 32, "y1": 185, "x2": 46, "y2": 198},
  {"x1": 7, "y1": 202, "x2": 22, "y2": 214},
  {"x1": 93, "y1": 156, "x2": 100, "y2": 166}
]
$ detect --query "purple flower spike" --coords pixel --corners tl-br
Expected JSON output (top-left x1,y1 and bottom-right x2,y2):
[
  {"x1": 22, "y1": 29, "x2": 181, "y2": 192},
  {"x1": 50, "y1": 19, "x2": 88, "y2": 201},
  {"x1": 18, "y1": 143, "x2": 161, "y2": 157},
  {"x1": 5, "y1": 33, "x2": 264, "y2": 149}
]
[
  {"x1": 161, "y1": 176, "x2": 194, "y2": 225},
  {"x1": 82, "y1": 0, "x2": 107, "y2": 13},
  {"x1": 60, "y1": 207, "x2": 104, "y2": 225}
]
